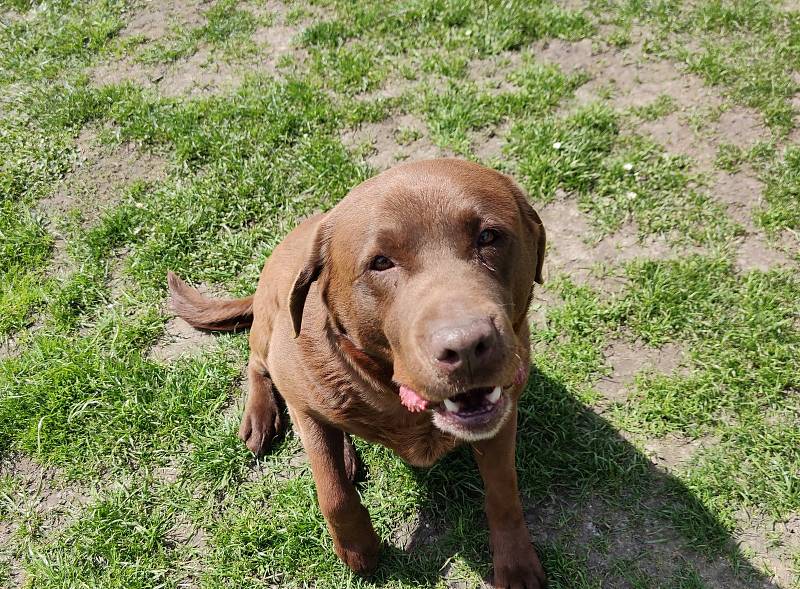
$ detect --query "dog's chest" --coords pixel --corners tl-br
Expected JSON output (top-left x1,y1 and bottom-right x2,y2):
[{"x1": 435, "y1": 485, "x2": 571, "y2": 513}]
[
  {"x1": 388, "y1": 425, "x2": 460, "y2": 467},
  {"x1": 340, "y1": 406, "x2": 460, "y2": 468}
]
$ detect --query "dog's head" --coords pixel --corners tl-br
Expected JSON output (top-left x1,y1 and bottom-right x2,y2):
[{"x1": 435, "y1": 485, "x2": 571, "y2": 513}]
[{"x1": 289, "y1": 159, "x2": 545, "y2": 441}]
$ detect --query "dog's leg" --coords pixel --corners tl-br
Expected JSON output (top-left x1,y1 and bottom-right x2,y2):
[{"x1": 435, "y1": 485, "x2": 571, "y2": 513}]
[
  {"x1": 472, "y1": 410, "x2": 547, "y2": 589},
  {"x1": 296, "y1": 412, "x2": 379, "y2": 573},
  {"x1": 238, "y1": 358, "x2": 283, "y2": 456},
  {"x1": 342, "y1": 433, "x2": 360, "y2": 483}
]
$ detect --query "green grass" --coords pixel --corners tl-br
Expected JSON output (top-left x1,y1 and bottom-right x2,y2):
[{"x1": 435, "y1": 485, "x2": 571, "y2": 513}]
[
  {"x1": 757, "y1": 146, "x2": 800, "y2": 235},
  {"x1": 1, "y1": 0, "x2": 798, "y2": 587},
  {"x1": 607, "y1": 257, "x2": 800, "y2": 527},
  {"x1": 25, "y1": 480, "x2": 187, "y2": 588}
]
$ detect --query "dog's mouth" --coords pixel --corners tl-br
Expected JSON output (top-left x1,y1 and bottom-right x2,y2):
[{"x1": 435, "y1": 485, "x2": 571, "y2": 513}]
[
  {"x1": 432, "y1": 385, "x2": 511, "y2": 440},
  {"x1": 398, "y1": 383, "x2": 511, "y2": 439},
  {"x1": 437, "y1": 386, "x2": 504, "y2": 420}
]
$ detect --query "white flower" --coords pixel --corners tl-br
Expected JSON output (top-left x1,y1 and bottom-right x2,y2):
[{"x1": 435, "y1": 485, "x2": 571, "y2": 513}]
[
  {"x1": 623, "y1": 162, "x2": 633, "y2": 171},
  {"x1": 552, "y1": 141, "x2": 562, "y2": 150},
  {"x1": 626, "y1": 191, "x2": 638, "y2": 200}
]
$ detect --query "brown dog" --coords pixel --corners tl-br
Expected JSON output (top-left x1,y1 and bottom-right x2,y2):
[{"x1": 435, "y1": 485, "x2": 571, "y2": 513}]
[{"x1": 168, "y1": 158, "x2": 547, "y2": 588}]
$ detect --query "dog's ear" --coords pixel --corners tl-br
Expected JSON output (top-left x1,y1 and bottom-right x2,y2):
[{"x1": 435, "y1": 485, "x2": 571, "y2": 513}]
[
  {"x1": 506, "y1": 176, "x2": 546, "y2": 284},
  {"x1": 527, "y1": 203, "x2": 546, "y2": 285},
  {"x1": 289, "y1": 220, "x2": 330, "y2": 337}
]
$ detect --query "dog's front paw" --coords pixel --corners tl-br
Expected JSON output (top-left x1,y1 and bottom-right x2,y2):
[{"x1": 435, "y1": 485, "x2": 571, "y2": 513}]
[
  {"x1": 333, "y1": 530, "x2": 380, "y2": 574},
  {"x1": 238, "y1": 401, "x2": 282, "y2": 456},
  {"x1": 491, "y1": 530, "x2": 547, "y2": 589}
]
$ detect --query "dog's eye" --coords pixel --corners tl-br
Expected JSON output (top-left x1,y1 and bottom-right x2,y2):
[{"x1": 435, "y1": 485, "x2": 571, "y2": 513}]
[
  {"x1": 477, "y1": 228, "x2": 499, "y2": 246},
  {"x1": 370, "y1": 255, "x2": 395, "y2": 271}
]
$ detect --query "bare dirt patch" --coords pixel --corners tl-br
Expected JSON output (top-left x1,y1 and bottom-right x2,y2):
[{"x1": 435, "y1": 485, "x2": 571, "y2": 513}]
[
  {"x1": 713, "y1": 170, "x2": 798, "y2": 272},
  {"x1": 638, "y1": 105, "x2": 769, "y2": 174},
  {"x1": 638, "y1": 108, "x2": 767, "y2": 180},
  {"x1": 341, "y1": 114, "x2": 452, "y2": 171},
  {"x1": 391, "y1": 511, "x2": 441, "y2": 552},
  {"x1": 150, "y1": 277, "x2": 235, "y2": 362},
  {"x1": 38, "y1": 128, "x2": 167, "y2": 225},
  {"x1": 159, "y1": 46, "x2": 242, "y2": 97},
  {"x1": 0, "y1": 455, "x2": 94, "y2": 526},
  {"x1": 538, "y1": 37, "x2": 723, "y2": 113},
  {"x1": 734, "y1": 233, "x2": 796, "y2": 273},
  {"x1": 716, "y1": 107, "x2": 769, "y2": 149},
  {"x1": 713, "y1": 171, "x2": 764, "y2": 227},
  {"x1": 528, "y1": 284, "x2": 561, "y2": 331},
  {"x1": 91, "y1": 45, "x2": 243, "y2": 97},
  {"x1": 535, "y1": 38, "x2": 595, "y2": 75},
  {"x1": 91, "y1": 56, "x2": 164, "y2": 89},
  {"x1": 735, "y1": 511, "x2": 800, "y2": 588},
  {"x1": 170, "y1": 513, "x2": 207, "y2": 550},
  {"x1": 472, "y1": 122, "x2": 510, "y2": 164},
  {"x1": 709, "y1": 167, "x2": 795, "y2": 275},
  {"x1": 120, "y1": 0, "x2": 207, "y2": 42},
  {"x1": 251, "y1": 23, "x2": 305, "y2": 74},
  {"x1": 595, "y1": 337, "x2": 684, "y2": 404},
  {"x1": 249, "y1": 1, "x2": 311, "y2": 75},
  {"x1": 642, "y1": 434, "x2": 715, "y2": 473},
  {"x1": 536, "y1": 37, "x2": 769, "y2": 174},
  {"x1": 638, "y1": 111, "x2": 717, "y2": 167},
  {"x1": 92, "y1": 0, "x2": 312, "y2": 97},
  {"x1": 151, "y1": 1, "x2": 314, "y2": 96},
  {"x1": 355, "y1": 73, "x2": 418, "y2": 103},
  {"x1": 533, "y1": 34, "x2": 779, "y2": 278},
  {"x1": 537, "y1": 196, "x2": 673, "y2": 289},
  {"x1": 0, "y1": 337, "x2": 20, "y2": 361},
  {"x1": 38, "y1": 130, "x2": 166, "y2": 283},
  {"x1": 467, "y1": 50, "x2": 523, "y2": 95},
  {"x1": 149, "y1": 316, "x2": 218, "y2": 362}
]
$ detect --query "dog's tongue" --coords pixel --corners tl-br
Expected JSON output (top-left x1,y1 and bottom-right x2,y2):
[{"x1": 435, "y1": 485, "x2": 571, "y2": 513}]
[{"x1": 399, "y1": 385, "x2": 429, "y2": 412}]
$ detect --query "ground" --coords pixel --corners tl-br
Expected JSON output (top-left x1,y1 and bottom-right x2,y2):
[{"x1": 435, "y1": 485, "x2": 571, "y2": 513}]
[{"x1": 0, "y1": 0, "x2": 799, "y2": 587}]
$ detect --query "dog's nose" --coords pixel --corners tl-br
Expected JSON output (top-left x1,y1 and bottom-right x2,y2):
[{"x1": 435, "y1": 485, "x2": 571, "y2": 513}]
[{"x1": 430, "y1": 317, "x2": 499, "y2": 374}]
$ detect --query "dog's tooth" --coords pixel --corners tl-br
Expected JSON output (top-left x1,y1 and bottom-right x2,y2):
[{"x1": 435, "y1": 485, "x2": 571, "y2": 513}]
[
  {"x1": 443, "y1": 398, "x2": 460, "y2": 413},
  {"x1": 487, "y1": 386, "x2": 502, "y2": 404}
]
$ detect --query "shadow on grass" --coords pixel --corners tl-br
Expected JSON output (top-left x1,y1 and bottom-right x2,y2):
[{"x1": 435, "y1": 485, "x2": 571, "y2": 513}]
[{"x1": 362, "y1": 366, "x2": 779, "y2": 589}]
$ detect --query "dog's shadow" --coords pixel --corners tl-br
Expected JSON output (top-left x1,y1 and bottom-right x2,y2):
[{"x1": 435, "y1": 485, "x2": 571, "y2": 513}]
[{"x1": 362, "y1": 366, "x2": 779, "y2": 588}]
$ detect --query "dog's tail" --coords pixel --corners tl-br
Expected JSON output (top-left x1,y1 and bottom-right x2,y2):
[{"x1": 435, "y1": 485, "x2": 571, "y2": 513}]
[{"x1": 167, "y1": 271, "x2": 254, "y2": 331}]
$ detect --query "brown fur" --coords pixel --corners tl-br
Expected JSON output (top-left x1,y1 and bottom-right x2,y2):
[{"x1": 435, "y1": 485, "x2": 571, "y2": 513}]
[
  {"x1": 168, "y1": 159, "x2": 547, "y2": 588},
  {"x1": 167, "y1": 272, "x2": 254, "y2": 331}
]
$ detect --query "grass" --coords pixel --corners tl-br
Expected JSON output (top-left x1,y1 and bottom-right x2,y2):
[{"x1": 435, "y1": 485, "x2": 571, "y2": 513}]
[
  {"x1": 1, "y1": 0, "x2": 798, "y2": 587},
  {"x1": 757, "y1": 147, "x2": 800, "y2": 235},
  {"x1": 135, "y1": 0, "x2": 264, "y2": 64},
  {"x1": 588, "y1": 0, "x2": 800, "y2": 133}
]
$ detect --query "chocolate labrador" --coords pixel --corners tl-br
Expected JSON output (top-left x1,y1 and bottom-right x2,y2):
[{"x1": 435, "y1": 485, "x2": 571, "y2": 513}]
[{"x1": 168, "y1": 158, "x2": 547, "y2": 588}]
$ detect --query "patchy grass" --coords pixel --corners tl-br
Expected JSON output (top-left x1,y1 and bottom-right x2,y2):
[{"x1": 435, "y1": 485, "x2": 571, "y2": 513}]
[
  {"x1": 136, "y1": 0, "x2": 263, "y2": 64},
  {"x1": 1, "y1": 0, "x2": 798, "y2": 588},
  {"x1": 607, "y1": 257, "x2": 800, "y2": 526},
  {"x1": 507, "y1": 106, "x2": 735, "y2": 243},
  {"x1": 590, "y1": 0, "x2": 800, "y2": 133},
  {"x1": 418, "y1": 61, "x2": 586, "y2": 154}
]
